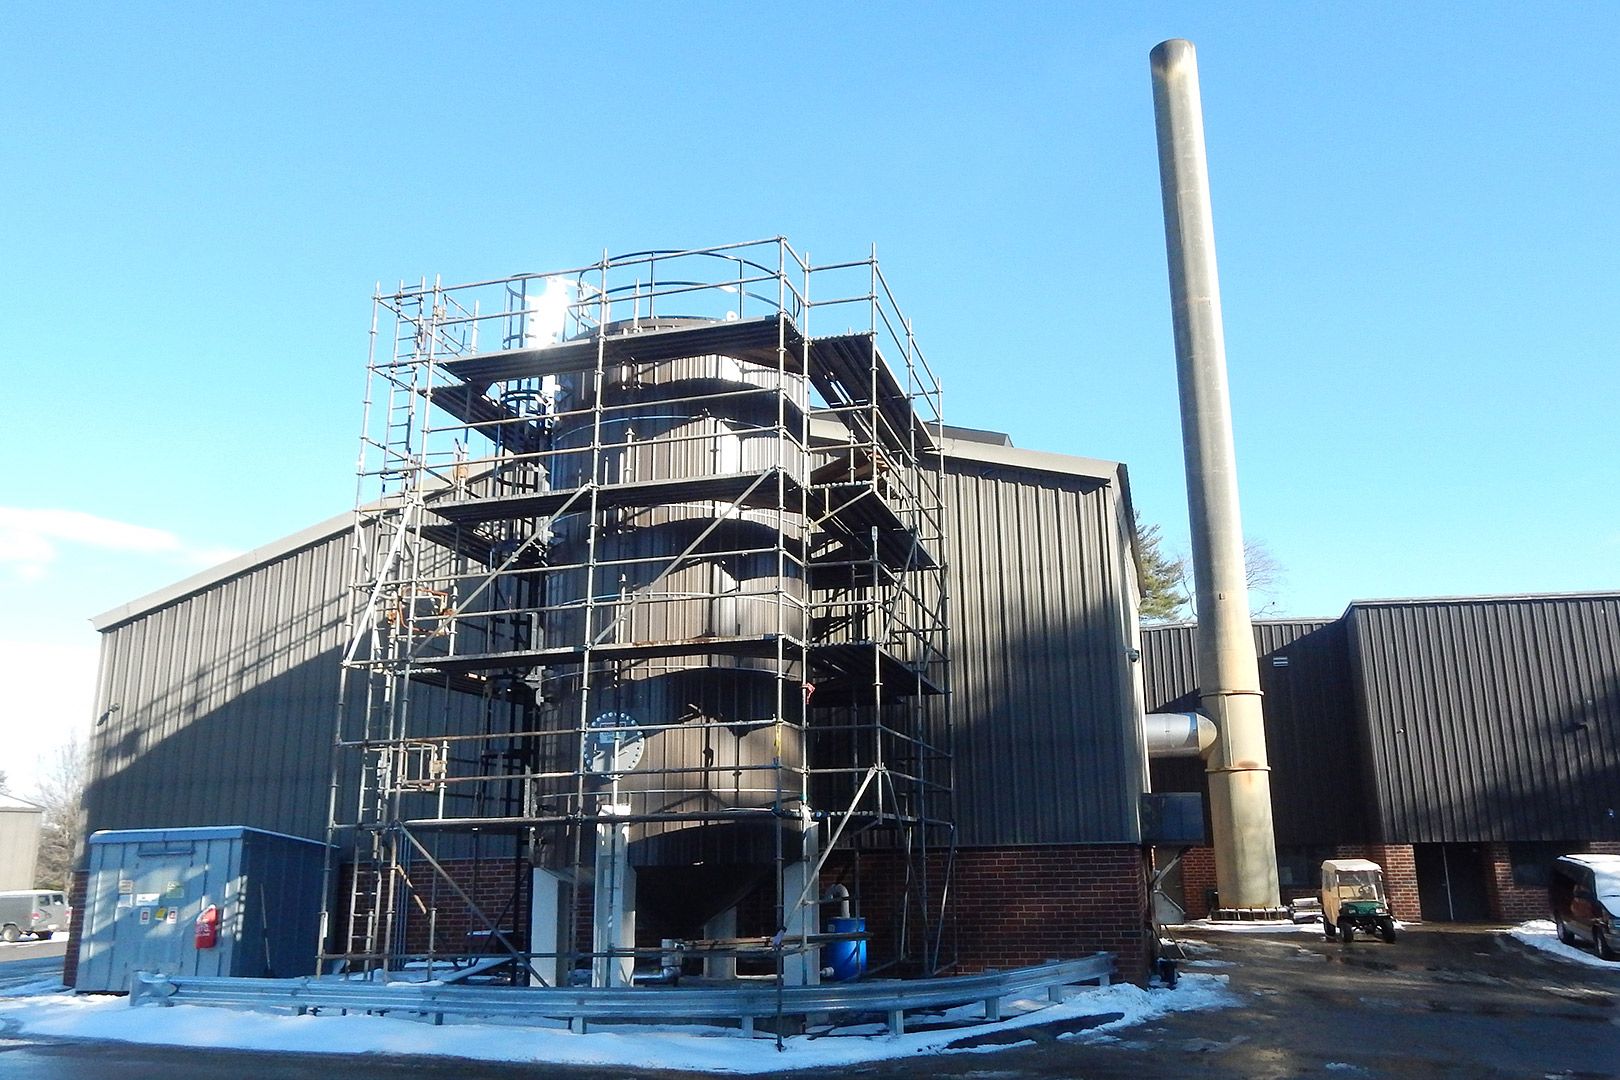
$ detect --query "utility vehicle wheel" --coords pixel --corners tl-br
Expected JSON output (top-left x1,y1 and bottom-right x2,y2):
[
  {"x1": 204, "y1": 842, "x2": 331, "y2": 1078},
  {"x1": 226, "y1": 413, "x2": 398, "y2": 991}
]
[
  {"x1": 0, "y1": 925, "x2": 19, "y2": 944},
  {"x1": 1598, "y1": 928, "x2": 1619, "y2": 962},
  {"x1": 1557, "y1": 918, "x2": 1577, "y2": 946},
  {"x1": 1323, "y1": 921, "x2": 1336, "y2": 940},
  {"x1": 1378, "y1": 917, "x2": 1398, "y2": 944},
  {"x1": 1339, "y1": 919, "x2": 1355, "y2": 944}
]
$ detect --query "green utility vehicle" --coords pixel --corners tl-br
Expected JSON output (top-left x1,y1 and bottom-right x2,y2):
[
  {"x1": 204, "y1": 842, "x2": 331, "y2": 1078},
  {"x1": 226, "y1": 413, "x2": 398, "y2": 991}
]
[{"x1": 1321, "y1": 859, "x2": 1398, "y2": 944}]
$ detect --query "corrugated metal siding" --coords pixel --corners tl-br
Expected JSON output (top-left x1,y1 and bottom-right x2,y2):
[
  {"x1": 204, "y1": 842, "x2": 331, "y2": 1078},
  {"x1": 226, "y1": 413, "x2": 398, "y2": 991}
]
[
  {"x1": 1348, "y1": 595, "x2": 1620, "y2": 843},
  {"x1": 86, "y1": 527, "x2": 498, "y2": 849},
  {"x1": 0, "y1": 811, "x2": 42, "y2": 890},
  {"x1": 1143, "y1": 620, "x2": 1367, "y2": 845},
  {"x1": 946, "y1": 459, "x2": 1143, "y2": 846},
  {"x1": 86, "y1": 532, "x2": 353, "y2": 843},
  {"x1": 90, "y1": 457, "x2": 1148, "y2": 853}
]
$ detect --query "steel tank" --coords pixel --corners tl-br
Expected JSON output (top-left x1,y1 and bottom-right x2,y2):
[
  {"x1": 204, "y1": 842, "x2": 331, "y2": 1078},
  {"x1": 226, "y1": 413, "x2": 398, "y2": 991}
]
[{"x1": 534, "y1": 319, "x2": 810, "y2": 863}]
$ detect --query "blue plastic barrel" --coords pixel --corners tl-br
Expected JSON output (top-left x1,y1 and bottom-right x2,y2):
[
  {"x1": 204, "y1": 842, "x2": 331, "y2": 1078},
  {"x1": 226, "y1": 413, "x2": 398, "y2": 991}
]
[{"x1": 826, "y1": 916, "x2": 866, "y2": 981}]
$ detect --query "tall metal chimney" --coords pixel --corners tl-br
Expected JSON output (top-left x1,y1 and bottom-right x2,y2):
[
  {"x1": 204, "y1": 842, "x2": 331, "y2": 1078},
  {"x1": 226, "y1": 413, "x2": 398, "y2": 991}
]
[{"x1": 1149, "y1": 38, "x2": 1280, "y2": 911}]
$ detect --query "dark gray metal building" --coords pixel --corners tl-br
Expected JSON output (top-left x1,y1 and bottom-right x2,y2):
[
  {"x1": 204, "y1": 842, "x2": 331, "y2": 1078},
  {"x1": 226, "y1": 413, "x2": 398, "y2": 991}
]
[
  {"x1": 77, "y1": 430, "x2": 1150, "y2": 983},
  {"x1": 1144, "y1": 593, "x2": 1620, "y2": 923}
]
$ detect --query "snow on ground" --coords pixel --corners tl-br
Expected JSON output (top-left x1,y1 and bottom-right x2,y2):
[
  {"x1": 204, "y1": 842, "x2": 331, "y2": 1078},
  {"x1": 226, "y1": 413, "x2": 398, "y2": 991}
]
[
  {"x1": 0, "y1": 975, "x2": 1238, "y2": 1073},
  {"x1": 1509, "y1": 920, "x2": 1620, "y2": 970},
  {"x1": 1171, "y1": 920, "x2": 1324, "y2": 935}
]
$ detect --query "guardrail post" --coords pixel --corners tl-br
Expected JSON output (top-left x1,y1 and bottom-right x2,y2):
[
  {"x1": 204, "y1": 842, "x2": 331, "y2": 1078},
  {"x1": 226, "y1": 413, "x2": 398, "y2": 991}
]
[
  {"x1": 740, "y1": 1014, "x2": 754, "y2": 1038},
  {"x1": 887, "y1": 1008, "x2": 904, "y2": 1037},
  {"x1": 982, "y1": 995, "x2": 1001, "y2": 1021}
]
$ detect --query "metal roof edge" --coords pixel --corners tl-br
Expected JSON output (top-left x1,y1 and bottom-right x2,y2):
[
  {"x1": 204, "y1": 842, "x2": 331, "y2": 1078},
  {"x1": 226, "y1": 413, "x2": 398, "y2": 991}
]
[
  {"x1": 1342, "y1": 589, "x2": 1620, "y2": 617},
  {"x1": 87, "y1": 825, "x2": 328, "y2": 846},
  {"x1": 91, "y1": 511, "x2": 354, "y2": 633},
  {"x1": 1141, "y1": 616, "x2": 1342, "y2": 631},
  {"x1": 940, "y1": 436, "x2": 1122, "y2": 484}
]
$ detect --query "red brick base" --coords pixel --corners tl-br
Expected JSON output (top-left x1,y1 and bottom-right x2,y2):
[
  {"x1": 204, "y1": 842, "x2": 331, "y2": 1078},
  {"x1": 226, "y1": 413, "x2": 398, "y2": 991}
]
[
  {"x1": 1484, "y1": 841, "x2": 1620, "y2": 923},
  {"x1": 820, "y1": 845, "x2": 1149, "y2": 984},
  {"x1": 342, "y1": 843, "x2": 1153, "y2": 984},
  {"x1": 950, "y1": 845, "x2": 1148, "y2": 982},
  {"x1": 62, "y1": 868, "x2": 88, "y2": 989},
  {"x1": 1167, "y1": 843, "x2": 1420, "y2": 922},
  {"x1": 1484, "y1": 843, "x2": 1544, "y2": 923},
  {"x1": 395, "y1": 857, "x2": 531, "y2": 957},
  {"x1": 346, "y1": 841, "x2": 1153, "y2": 990},
  {"x1": 1177, "y1": 847, "x2": 1217, "y2": 920},
  {"x1": 1335, "y1": 844, "x2": 1420, "y2": 921}
]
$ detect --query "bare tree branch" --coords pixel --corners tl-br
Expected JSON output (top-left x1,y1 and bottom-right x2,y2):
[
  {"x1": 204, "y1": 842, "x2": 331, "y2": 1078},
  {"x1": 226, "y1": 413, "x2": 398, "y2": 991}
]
[
  {"x1": 32, "y1": 736, "x2": 86, "y2": 891},
  {"x1": 1141, "y1": 519, "x2": 1287, "y2": 622}
]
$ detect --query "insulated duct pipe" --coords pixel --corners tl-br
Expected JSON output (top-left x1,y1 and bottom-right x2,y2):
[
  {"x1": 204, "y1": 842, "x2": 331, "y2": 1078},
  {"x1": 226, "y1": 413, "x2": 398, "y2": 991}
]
[
  {"x1": 1150, "y1": 38, "x2": 1281, "y2": 910},
  {"x1": 1144, "y1": 711, "x2": 1218, "y2": 759}
]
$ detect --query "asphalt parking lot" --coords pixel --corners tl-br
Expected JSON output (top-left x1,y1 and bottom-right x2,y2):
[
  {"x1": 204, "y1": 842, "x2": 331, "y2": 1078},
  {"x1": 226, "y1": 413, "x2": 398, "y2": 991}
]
[
  {"x1": 880, "y1": 924, "x2": 1620, "y2": 1080},
  {"x1": 0, "y1": 926, "x2": 1613, "y2": 1078}
]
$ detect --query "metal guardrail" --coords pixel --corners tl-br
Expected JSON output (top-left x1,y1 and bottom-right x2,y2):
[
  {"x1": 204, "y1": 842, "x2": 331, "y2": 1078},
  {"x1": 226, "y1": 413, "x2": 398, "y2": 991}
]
[{"x1": 130, "y1": 953, "x2": 1114, "y2": 1038}]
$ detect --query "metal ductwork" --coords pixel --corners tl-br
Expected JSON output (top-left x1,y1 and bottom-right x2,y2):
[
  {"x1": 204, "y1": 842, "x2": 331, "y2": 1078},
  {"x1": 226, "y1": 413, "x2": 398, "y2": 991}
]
[
  {"x1": 1150, "y1": 38, "x2": 1281, "y2": 911},
  {"x1": 1144, "y1": 711, "x2": 1217, "y2": 759}
]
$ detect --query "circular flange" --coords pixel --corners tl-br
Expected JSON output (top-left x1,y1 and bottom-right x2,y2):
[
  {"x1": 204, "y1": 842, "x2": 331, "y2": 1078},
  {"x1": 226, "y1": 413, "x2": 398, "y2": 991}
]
[{"x1": 584, "y1": 712, "x2": 645, "y2": 779}]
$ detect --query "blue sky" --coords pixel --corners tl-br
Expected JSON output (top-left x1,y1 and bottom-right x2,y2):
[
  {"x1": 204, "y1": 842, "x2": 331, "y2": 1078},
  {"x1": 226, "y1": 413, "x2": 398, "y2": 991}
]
[{"x1": 3, "y1": 3, "x2": 1617, "y2": 790}]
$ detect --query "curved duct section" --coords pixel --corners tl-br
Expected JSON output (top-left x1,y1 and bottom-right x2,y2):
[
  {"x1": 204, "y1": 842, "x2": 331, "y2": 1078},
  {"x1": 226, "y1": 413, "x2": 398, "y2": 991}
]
[{"x1": 1144, "y1": 711, "x2": 1217, "y2": 759}]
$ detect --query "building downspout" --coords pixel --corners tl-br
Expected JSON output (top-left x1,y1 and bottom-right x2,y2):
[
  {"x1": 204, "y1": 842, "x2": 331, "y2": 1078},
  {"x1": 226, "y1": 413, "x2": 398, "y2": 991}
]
[{"x1": 1149, "y1": 38, "x2": 1281, "y2": 912}]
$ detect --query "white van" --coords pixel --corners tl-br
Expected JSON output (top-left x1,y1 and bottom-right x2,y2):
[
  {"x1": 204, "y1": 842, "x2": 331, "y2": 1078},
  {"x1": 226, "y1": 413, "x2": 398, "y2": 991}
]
[{"x1": 0, "y1": 890, "x2": 70, "y2": 942}]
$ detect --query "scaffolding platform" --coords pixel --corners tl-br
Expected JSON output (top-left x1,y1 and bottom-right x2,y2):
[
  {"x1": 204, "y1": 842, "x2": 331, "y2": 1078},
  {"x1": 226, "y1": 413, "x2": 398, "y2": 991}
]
[
  {"x1": 328, "y1": 240, "x2": 953, "y2": 985},
  {"x1": 809, "y1": 332, "x2": 939, "y2": 453},
  {"x1": 428, "y1": 471, "x2": 804, "y2": 525},
  {"x1": 402, "y1": 633, "x2": 800, "y2": 674},
  {"x1": 440, "y1": 313, "x2": 807, "y2": 387}
]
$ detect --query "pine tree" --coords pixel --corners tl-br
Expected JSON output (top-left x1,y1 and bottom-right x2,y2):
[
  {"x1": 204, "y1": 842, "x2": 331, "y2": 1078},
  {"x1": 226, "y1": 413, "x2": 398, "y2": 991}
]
[{"x1": 1135, "y1": 511, "x2": 1191, "y2": 622}]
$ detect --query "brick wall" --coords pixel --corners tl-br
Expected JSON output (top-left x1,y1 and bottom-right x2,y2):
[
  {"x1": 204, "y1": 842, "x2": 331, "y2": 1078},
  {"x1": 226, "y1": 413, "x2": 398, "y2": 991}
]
[
  {"x1": 62, "y1": 868, "x2": 88, "y2": 989},
  {"x1": 817, "y1": 845, "x2": 1149, "y2": 984},
  {"x1": 1335, "y1": 843, "x2": 1420, "y2": 921},
  {"x1": 1482, "y1": 841, "x2": 1620, "y2": 923},
  {"x1": 1483, "y1": 843, "x2": 1544, "y2": 923},
  {"x1": 397, "y1": 857, "x2": 530, "y2": 956},
  {"x1": 1177, "y1": 847, "x2": 1217, "y2": 920},
  {"x1": 345, "y1": 845, "x2": 1152, "y2": 983},
  {"x1": 950, "y1": 846, "x2": 1148, "y2": 983},
  {"x1": 338, "y1": 858, "x2": 532, "y2": 959},
  {"x1": 1161, "y1": 842, "x2": 1421, "y2": 922}
]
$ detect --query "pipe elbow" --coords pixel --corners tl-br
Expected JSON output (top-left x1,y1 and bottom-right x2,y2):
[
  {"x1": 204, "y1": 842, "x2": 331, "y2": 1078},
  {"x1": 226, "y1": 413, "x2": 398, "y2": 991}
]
[{"x1": 1144, "y1": 711, "x2": 1218, "y2": 759}]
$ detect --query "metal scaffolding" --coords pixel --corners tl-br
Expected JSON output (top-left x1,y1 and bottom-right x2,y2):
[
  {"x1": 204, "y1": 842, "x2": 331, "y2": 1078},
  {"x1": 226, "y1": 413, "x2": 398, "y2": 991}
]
[{"x1": 320, "y1": 239, "x2": 951, "y2": 984}]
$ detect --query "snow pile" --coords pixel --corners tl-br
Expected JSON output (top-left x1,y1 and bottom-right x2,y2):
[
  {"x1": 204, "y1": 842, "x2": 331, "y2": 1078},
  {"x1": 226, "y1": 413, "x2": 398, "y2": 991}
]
[
  {"x1": 1175, "y1": 920, "x2": 1323, "y2": 935},
  {"x1": 1509, "y1": 919, "x2": 1618, "y2": 969},
  {"x1": 0, "y1": 979, "x2": 67, "y2": 997},
  {"x1": 0, "y1": 974, "x2": 1237, "y2": 1073}
]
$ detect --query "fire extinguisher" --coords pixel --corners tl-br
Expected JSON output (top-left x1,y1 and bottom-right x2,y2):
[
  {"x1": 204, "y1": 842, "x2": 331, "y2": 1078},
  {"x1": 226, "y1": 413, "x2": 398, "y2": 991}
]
[{"x1": 194, "y1": 904, "x2": 219, "y2": 950}]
